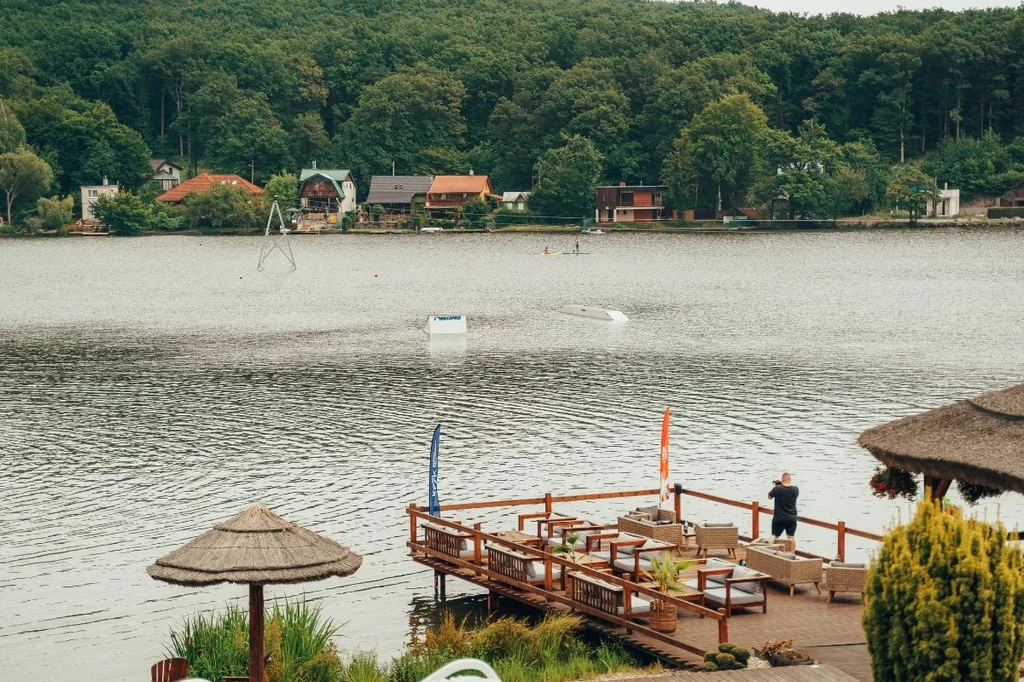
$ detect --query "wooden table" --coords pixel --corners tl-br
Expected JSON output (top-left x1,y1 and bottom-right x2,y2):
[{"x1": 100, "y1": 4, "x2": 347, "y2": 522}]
[{"x1": 492, "y1": 529, "x2": 545, "y2": 548}]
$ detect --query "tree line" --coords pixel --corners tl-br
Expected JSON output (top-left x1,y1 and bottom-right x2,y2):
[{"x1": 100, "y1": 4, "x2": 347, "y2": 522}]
[{"x1": 2, "y1": 0, "x2": 1024, "y2": 227}]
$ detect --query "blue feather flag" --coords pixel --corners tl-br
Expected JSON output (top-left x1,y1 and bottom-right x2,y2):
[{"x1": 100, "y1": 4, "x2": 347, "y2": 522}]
[{"x1": 428, "y1": 425, "x2": 441, "y2": 517}]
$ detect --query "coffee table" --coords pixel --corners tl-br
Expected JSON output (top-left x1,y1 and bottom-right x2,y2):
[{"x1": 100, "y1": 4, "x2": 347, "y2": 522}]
[{"x1": 492, "y1": 529, "x2": 545, "y2": 548}]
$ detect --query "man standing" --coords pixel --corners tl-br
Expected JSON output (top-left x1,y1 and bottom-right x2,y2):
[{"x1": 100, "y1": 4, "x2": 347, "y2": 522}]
[{"x1": 768, "y1": 473, "x2": 799, "y2": 550}]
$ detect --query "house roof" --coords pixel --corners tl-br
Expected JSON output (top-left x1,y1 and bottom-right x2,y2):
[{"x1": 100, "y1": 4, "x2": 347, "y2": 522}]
[
  {"x1": 595, "y1": 184, "x2": 666, "y2": 190},
  {"x1": 365, "y1": 175, "x2": 434, "y2": 205},
  {"x1": 502, "y1": 191, "x2": 530, "y2": 203},
  {"x1": 155, "y1": 174, "x2": 263, "y2": 202},
  {"x1": 149, "y1": 158, "x2": 182, "y2": 171},
  {"x1": 428, "y1": 175, "x2": 492, "y2": 195},
  {"x1": 298, "y1": 169, "x2": 353, "y2": 200}
]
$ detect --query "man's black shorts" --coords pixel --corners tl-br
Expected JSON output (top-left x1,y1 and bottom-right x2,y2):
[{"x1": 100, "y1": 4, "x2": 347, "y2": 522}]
[{"x1": 772, "y1": 516, "x2": 797, "y2": 537}]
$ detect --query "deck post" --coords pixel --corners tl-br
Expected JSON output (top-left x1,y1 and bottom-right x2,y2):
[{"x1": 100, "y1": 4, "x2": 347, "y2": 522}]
[
  {"x1": 544, "y1": 492, "x2": 552, "y2": 514},
  {"x1": 474, "y1": 522, "x2": 483, "y2": 563},
  {"x1": 673, "y1": 483, "x2": 683, "y2": 523},
  {"x1": 409, "y1": 504, "x2": 418, "y2": 544},
  {"x1": 717, "y1": 609, "x2": 728, "y2": 643},
  {"x1": 434, "y1": 571, "x2": 446, "y2": 601},
  {"x1": 837, "y1": 521, "x2": 846, "y2": 562},
  {"x1": 544, "y1": 553, "x2": 553, "y2": 593},
  {"x1": 751, "y1": 501, "x2": 760, "y2": 539},
  {"x1": 487, "y1": 591, "x2": 498, "y2": 613},
  {"x1": 623, "y1": 583, "x2": 633, "y2": 634}
]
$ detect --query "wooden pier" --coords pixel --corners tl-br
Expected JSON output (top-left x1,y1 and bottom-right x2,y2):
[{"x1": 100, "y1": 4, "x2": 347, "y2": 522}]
[{"x1": 406, "y1": 487, "x2": 882, "y2": 681}]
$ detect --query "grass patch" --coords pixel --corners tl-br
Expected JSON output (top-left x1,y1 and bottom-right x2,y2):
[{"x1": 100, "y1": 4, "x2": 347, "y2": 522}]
[{"x1": 169, "y1": 604, "x2": 655, "y2": 682}]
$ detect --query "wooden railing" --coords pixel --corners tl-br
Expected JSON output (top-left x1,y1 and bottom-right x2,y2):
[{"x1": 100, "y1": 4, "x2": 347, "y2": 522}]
[
  {"x1": 423, "y1": 485, "x2": 883, "y2": 562},
  {"x1": 407, "y1": 506, "x2": 729, "y2": 656}
]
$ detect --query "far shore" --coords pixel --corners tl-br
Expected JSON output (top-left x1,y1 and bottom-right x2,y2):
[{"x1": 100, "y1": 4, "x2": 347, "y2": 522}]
[{"x1": 3, "y1": 217, "x2": 1022, "y2": 239}]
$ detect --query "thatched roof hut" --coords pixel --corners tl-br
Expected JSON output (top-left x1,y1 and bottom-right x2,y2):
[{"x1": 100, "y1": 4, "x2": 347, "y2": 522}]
[
  {"x1": 859, "y1": 384, "x2": 1024, "y2": 497},
  {"x1": 148, "y1": 504, "x2": 362, "y2": 682}
]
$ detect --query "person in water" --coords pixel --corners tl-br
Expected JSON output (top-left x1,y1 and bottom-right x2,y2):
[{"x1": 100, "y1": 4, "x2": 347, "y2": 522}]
[
  {"x1": 543, "y1": 246, "x2": 550, "y2": 255},
  {"x1": 573, "y1": 237, "x2": 580, "y2": 254}
]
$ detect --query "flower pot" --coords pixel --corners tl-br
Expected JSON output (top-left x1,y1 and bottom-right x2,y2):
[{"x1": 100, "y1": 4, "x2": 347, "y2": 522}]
[{"x1": 649, "y1": 600, "x2": 677, "y2": 633}]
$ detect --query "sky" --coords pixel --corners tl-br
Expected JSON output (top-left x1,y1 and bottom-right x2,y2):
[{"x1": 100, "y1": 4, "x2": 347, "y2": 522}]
[{"x1": 741, "y1": 0, "x2": 1020, "y2": 15}]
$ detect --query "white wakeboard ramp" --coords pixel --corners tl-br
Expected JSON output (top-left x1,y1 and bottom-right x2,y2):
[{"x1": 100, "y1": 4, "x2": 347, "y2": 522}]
[
  {"x1": 424, "y1": 314, "x2": 467, "y2": 334},
  {"x1": 558, "y1": 305, "x2": 628, "y2": 322}
]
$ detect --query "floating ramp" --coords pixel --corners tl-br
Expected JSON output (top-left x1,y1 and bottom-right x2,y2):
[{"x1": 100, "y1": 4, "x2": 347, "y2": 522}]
[{"x1": 557, "y1": 305, "x2": 628, "y2": 322}]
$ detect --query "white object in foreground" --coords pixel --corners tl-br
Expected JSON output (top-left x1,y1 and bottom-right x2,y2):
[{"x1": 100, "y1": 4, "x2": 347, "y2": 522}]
[
  {"x1": 558, "y1": 305, "x2": 628, "y2": 322},
  {"x1": 424, "y1": 314, "x2": 468, "y2": 334},
  {"x1": 421, "y1": 659, "x2": 502, "y2": 682}
]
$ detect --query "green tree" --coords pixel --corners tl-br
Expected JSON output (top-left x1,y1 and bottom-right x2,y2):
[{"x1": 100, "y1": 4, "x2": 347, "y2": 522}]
[
  {"x1": 886, "y1": 165, "x2": 939, "y2": 224},
  {"x1": 33, "y1": 194, "x2": 74, "y2": 231},
  {"x1": 264, "y1": 171, "x2": 298, "y2": 209},
  {"x1": 91, "y1": 191, "x2": 154, "y2": 236},
  {"x1": 182, "y1": 185, "x2": 263, "y2": 234},
  {"x1": 864, "y1": 501, "x2": 1024, "y2": 682},
  {"x1": 922, "y1": 131, "x2": 1024, "y2": 198},
  {"x1": 343, "y1": 69, "x2": 467, "y2": 183},
  {"x1": 0, "y1": 98, "x2": 26, "y2": 153},
  {"x1": 664, "y1": 95, "x2": 770, "y2": 211},
  {"x1": 753, "y1": 121, "x2": 842, "y2": 220},
  {"x1": 0, "y1": 147, "x2": 53, "y2": 225},
  {"x1": 461, "y1": 197, "x2": 490, "y2": 228},
  {"x1": 529, "y1": 135, "x2": 602, "y2": 218}
]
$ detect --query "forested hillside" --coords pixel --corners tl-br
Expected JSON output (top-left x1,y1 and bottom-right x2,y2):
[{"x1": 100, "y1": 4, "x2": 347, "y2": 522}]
[{"x1": 2, "y1": 0, "x2": 1024, "y2": 217}]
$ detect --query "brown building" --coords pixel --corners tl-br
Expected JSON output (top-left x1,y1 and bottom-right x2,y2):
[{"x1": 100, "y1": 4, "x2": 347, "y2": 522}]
[
  {"x1": 594, "y1": 183, "x2": 669, "y2": 223},
  {"x1": 155, "y1": 174, "x2": 262, "y2": 203},
  {"x1": 425, "y1": 174, "x2": 495, "y2": 212}
]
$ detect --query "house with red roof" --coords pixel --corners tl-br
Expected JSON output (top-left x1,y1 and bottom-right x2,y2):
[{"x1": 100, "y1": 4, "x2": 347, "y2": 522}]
[
  {"x1": 155, "y1": 174, "x2": 263, "y2": 203},
  {"x1": 425, "y1": 173, "x2": 495, "y2": 212}
]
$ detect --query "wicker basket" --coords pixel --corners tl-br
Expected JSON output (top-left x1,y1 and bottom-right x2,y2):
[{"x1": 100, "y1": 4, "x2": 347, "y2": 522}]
[{"x1": 649, "y1": 599, "x2": 677, "y2": 633}]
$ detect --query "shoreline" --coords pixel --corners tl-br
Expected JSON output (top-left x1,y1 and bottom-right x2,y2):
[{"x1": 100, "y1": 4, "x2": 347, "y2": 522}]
[{"x1": 3, "y1": 218, "x2": 1022, "y2": 239}]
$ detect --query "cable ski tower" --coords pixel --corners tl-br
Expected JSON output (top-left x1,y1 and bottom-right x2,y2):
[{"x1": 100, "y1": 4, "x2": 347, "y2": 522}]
[{"x1": 257, "y1": 200, "x2": 296, "y2": 271}]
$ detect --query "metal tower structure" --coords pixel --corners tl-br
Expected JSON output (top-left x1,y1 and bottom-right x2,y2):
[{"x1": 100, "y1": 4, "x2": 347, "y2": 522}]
[{"x1": 257, "y1": 200, "x2": 296, "y2": 272}]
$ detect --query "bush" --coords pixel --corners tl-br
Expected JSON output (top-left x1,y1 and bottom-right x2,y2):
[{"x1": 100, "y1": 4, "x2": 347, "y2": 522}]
[
  {"x1": 92, "y1": 191, "x2": 154, "y2": 236},
  {"x1": 182, "y1": 185, "x2": 263, "y2": 234},
  {"x1": 34, "y1": 194, "x2": 74, "y2": 231},
  {"x1": 341, "y1": 214, "x2": 352, "y2": 232},
  {"x1": 702, "y1": 643, "x2": 749, "y2": 671},
  {"x1": 168, "y1": 600, "x2": 343, "y2": 682},
  {"x1": 987, "y1": 206, "x2": 1024, "y2": 219},
  {"x1": 864, "y1": 501, "x2": 1024, "y2": 682}
]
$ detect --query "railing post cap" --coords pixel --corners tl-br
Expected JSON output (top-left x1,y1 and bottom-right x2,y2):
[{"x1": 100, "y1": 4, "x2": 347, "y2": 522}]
[{"x1": 673, "y1": 483, "x2": 683, "y2": 494}]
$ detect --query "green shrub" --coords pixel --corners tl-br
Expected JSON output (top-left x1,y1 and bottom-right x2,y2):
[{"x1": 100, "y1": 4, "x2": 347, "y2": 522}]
[
  {"x1": 702, "y1": 643, "x2": 749, "y2": 671},
  {"x1": 987, "y1": 206, "x2": 1024, "y2": 219},
  {"x1": 92, "y1": 191, "x2": 154, "y2": 236},
  {"x1": 34, "y1": 194, "x2": 73, "y2": 231},
  {"x1": 341, "y1": 215, "x2": 352, "y2": 232},
  {"x1": 168, "y1": 600, "x2": 343, "y2": 682},
  {"x1": 864, "y1": 501, "x2": 1024, "y2": 682}
]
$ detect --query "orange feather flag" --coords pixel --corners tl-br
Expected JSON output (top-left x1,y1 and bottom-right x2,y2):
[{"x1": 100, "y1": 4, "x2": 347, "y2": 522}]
[{"x1": 659, "y1": 407, "x2": 671, "y2": 503}]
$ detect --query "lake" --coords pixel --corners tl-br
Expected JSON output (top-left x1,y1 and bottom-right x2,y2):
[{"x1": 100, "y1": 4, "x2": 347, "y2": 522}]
[{"x1": 2, "y1": 229, "x2": 1023, "y2": 681}]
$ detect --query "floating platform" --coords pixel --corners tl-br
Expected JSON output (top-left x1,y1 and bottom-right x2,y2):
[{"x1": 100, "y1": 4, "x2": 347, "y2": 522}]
[
  {"x1": 424, "y1": 314, "x2": 467, "y2": 334},
  {"x1": 558, "y1": 305, "x2": 628, "y2": 322}
]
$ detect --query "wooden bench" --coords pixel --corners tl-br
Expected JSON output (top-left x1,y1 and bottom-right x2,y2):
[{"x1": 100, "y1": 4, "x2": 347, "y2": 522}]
[
  {"x1": 422, "y1": 522, "x2": 481, "y2": 563},
  {"x1": 569, "y1": 572, "x2": 651, "y2": 619},
  {"x1": 487, "y1": 544, "x2": 559, "y2": 586},
  {"x1": 152, "y1": 658, "x2": 189, "y2": 682}
]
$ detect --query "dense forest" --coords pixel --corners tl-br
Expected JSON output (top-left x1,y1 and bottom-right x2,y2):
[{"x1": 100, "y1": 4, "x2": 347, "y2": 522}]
[{"x1": 2, "y1": 0, "x2": 1024, "y2": 224}]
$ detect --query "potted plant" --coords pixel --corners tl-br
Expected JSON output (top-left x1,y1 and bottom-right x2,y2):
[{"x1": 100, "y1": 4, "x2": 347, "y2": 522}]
[
  {"x1": 640, "y1": 552, "x2": 692, "y2": 633},
  {"x1": 869, "y1": 466, "x2": 918, "y2": 501},
  {"x1": 551, "y1": 531, "x2": 580, "y2": 557}
]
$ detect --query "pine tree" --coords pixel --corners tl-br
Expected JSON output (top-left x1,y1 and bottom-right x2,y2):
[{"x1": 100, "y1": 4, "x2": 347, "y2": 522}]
[{"x1": 864, "y1": 502, "x2": 1024, "y2": 682}]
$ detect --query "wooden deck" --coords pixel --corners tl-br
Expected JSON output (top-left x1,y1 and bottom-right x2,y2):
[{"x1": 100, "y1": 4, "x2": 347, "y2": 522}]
[{"x1": 407, "y1": 488, "x2": 876, "y2": 681}]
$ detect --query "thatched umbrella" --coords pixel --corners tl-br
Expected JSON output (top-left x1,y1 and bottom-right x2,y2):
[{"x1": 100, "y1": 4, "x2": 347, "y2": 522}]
[
  {"x1": 859, "y1": 383, "x2": 1024, "y2": 499},
  {"x1": 148, "y1": 504, "x2": 362, "y2": 682}
]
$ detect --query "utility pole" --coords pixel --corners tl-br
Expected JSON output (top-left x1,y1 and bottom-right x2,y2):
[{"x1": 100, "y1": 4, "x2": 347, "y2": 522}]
[{"x1": 250, "y1": 160, "x2": 255, "y2": 185}]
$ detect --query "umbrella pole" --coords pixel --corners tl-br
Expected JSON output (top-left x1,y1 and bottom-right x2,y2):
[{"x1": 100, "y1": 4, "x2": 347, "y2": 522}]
[{"x1": 249, "y1": 584, "x2": 265, "y2": 682}]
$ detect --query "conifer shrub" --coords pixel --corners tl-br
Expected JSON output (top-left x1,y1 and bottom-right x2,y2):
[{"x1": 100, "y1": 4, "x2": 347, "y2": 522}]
[{"x1": 864, "y1": 501, "x2": 1024, "y2": 682}]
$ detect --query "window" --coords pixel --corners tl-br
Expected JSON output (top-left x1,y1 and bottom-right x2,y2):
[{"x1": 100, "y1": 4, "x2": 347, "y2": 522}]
[
  {"x1": 620, "y1": 192, "x2": 634, "y2": 206},
  {"x1": 88, "y1": 189, "x2": 98, "y2": 198}
]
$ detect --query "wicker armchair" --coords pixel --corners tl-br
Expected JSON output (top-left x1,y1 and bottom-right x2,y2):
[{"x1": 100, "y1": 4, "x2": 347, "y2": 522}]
[
  {"x1": 744, "y1": 546, "x2": 822, "y2": 596},
  {"x1": 694, "y1": 523, "x2": 738, "y2": 559},
  {"x1": 825, "y1": 562, "x2": 868, "y2": 602}
]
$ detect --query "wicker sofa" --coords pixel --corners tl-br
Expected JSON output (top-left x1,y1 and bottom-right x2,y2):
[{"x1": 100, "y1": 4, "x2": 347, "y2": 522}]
[
  {"x1": 694, "y1": 522, "x2": 739, "y2": 558},
  {"x1": 618, "y1": 508, "x2": 683, "y2": 546},
  {"x1": 744, "y1": 546, "x2": 822, "y2": 596},
  {"x1": 824, "y1": 562, "x2": 868, "y2": 602}
]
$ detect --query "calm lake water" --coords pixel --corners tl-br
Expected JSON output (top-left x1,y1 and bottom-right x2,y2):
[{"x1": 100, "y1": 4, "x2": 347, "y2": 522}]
[{"x1": 2, "y1": 229, "x2": 1023, "y2": 681}]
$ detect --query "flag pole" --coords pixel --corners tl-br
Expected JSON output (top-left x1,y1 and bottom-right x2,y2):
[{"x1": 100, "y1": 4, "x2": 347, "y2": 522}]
[{"x1": 659, "y1": 407, "x2": 671, "y2": 507}]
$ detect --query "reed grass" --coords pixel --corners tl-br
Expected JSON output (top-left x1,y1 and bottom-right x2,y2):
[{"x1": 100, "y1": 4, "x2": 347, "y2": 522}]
[{"x1": 169, "y1": 603, "x2": 652, "y2": 682}]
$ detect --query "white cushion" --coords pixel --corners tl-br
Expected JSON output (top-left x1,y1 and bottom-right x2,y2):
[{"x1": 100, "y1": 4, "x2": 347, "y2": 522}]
[
  {"x1": 613, "y1": 556, "x2": 653, "y2": 574},
  {"x1": 729, "y1": 566, "x2": 764, "y2": 594},
  {"x1": 589, "y1": 550, "x2": 611, "y2": 562},
  {"x1": 525, "y1": 561, "x2": 562, "y2": 581},
  {"x1": 616, "y1": 596, "x2": 651, "y2": 616},
  {"x1": 703, "y1": 587, "x2": 765, "y2": 607},
  {"x1": 701, "y1": 558, "x2": 735, "y2": 585},
  {"x1": 615, "y1": 534, "x2": 647, "y2": 555}
]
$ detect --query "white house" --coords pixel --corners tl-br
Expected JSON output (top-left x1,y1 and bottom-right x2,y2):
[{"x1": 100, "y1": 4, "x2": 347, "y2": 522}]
[
  {"x1": 80, "y1": 177, "x2": 118, "y2": 220},
  {"x1": 149, "y1": 159, "x2": 182, "y2": 191},
  {"x1": 501, "y1": 191, "x2": 530, "y2": 211},
  {"x1": 927, "y1": 184, "x2": 960, "y2": 217}
]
